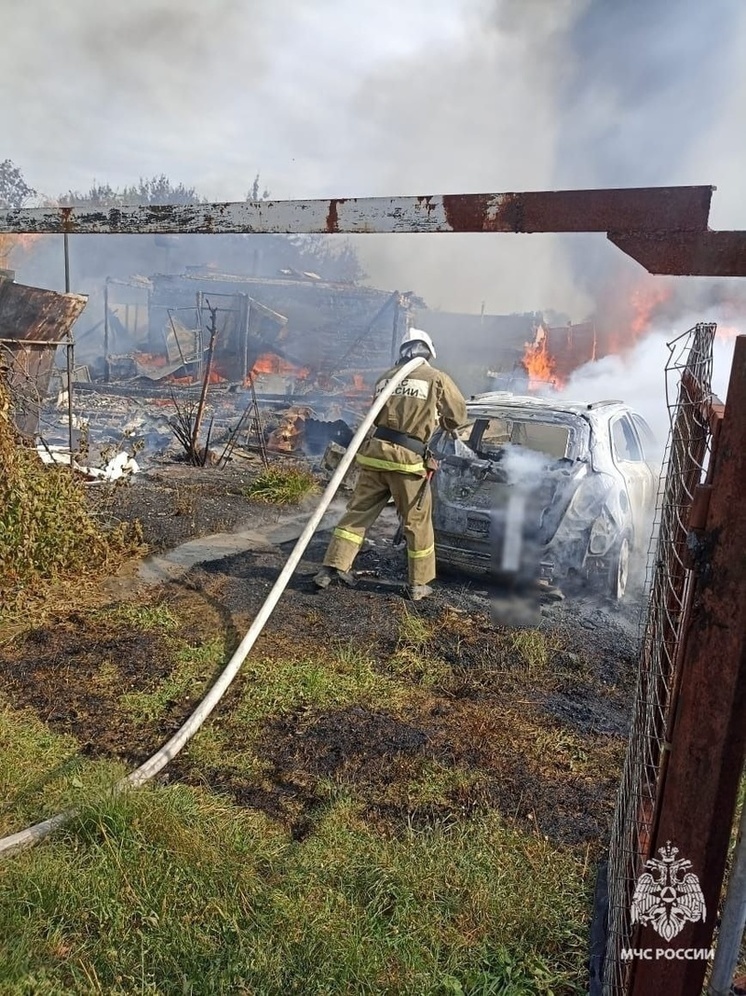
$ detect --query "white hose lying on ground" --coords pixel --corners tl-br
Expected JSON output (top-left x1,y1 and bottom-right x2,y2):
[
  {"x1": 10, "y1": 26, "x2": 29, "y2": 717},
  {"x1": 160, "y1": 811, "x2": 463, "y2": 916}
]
[{"x1": 0, "y1": 357, "x2": 426, "y2": 858}]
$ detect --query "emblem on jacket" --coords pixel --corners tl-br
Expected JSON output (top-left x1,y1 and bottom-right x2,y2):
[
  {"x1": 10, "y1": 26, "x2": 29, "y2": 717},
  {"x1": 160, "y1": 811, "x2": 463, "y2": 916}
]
[{"x1": 630, "y1": 842, "x2": 706, "y2": 941}]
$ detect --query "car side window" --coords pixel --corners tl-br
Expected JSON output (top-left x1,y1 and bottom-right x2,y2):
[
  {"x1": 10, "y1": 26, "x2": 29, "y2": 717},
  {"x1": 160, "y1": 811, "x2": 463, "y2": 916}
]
[
  {"x1": 611, "y1": 415, "x2": 643, "y2": 462},
  {"x1": 630, "y1": 414, "x2": 655, "y2": 460}
]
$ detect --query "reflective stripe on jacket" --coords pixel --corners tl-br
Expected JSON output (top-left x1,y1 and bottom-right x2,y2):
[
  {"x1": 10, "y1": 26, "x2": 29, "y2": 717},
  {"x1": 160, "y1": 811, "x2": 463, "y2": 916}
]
[{"x1": 355, "y1": 360, "x2": 467, "y2": 474}]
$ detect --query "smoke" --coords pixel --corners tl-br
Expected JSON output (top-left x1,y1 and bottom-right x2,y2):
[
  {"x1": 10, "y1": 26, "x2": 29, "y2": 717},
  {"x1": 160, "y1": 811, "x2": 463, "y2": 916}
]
[
  {"x1": 500, "y1": 443, "x2": 559, "y2": 487},
  {"x1": 345, "y1": 0, "x2": 591, "y2": 315},
  {"x1": 4, "y1": 0, "x2": 746, "y2": 326},
  {"x1": 347, "y1": 0, "x2": 746, "y2": 320},
  {"x1": 554, "y1": 0, "x2": 740, "y2": 189},
  {"x1": 4, "y1": 1, "x2": 280, "y2": 191},
  {"x1": 555, "y1": 326, "x2": 739, "y2": 460}
]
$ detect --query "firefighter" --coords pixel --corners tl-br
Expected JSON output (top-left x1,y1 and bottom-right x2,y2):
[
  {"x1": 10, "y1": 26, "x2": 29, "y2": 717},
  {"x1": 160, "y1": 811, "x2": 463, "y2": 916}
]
[{"x1": 314, "y1": 328, "x2": 467, "y2": 600}]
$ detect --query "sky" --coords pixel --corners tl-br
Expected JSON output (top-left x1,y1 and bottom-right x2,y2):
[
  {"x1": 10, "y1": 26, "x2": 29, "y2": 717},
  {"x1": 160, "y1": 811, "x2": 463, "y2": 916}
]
[{"x1": 3, "y1": 0, "x2": 746, "y2": 316}]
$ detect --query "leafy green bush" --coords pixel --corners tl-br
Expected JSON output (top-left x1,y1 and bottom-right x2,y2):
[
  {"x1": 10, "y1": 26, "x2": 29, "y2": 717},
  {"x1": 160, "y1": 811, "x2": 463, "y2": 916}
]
[{"x1": 0, "y1": 383, "x2": 141, "y2": 609}]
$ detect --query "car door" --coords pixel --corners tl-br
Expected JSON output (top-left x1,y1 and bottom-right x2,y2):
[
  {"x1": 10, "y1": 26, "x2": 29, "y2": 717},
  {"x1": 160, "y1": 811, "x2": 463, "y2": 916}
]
[
  {"x1": 628, "y1": 414, "x2": 659, "y2": 516},
  {"x1": 609, "y1": 413, "x2": 656, "y2": 545}
]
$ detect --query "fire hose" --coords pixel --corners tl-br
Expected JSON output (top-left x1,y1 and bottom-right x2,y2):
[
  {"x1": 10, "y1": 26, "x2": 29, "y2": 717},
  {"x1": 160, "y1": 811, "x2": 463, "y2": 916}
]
[{"x1": 0, "y1": 357, "x2": 426, "y2": 858}]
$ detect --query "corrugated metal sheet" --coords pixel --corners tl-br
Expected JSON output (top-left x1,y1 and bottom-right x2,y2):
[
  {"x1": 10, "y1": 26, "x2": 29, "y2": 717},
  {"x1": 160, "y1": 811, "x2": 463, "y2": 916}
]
[
  {"x1": 0, "y1": 279, "x2": 87, "y2": 343},
  {"x1": 148, "y1": 273, "x2": 409, "y2": 378},
  {"x1": 0, "y1": 278, "x2": 87, "y2": 435}
]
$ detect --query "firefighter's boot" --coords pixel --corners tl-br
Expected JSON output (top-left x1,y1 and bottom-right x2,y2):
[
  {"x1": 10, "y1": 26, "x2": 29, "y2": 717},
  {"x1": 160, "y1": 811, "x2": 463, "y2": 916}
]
[
  {"x1": 407, "y1": 583, "x2": 434, "y2": 601},
  {"x1": 313, "y1": 567, "x2": 357, "y2": 589}
]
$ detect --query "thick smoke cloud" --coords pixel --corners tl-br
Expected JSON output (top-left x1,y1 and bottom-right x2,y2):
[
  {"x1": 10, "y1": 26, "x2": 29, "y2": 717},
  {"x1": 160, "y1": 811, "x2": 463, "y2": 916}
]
[
  {"x1": 351, "y1": 0, "x2": 746, "y2": 320},
  {"x1": 3, "y1": 0, "x2": 746, "y2": 325},
  {"x1": 2, "y1": 0, "x2": 465, "y2": 201},
  {"x1": 549, "y1": 0, "x2": 746, "y2": 323},
  {"x1": 556, "y1": 326, "x2": 738, "y2": 458},
  {"x1": 7, "y1": 4, "x2": 221, "y2": 192},
  {"x1": 555, "y1": 0, "x2": 738, "y2": 188},
  {"x1": 345, "y1": 0, "x2": 590, "y2": 315}
]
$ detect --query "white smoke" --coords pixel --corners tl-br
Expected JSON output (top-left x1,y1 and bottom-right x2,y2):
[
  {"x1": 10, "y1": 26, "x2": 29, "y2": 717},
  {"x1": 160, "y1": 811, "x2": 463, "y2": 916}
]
[
  {"x1": 555, "y1": 326, "x2": 740, "y2": 456},
  {"x1": 347, "y1": 0, "x2": 746, "y2": 315},
  {"x1": 4, "y1": 0, "x2": 746, "y2": 319},
  {"x1": 500, "y1": 443, "x2": 562, "y2": 496}
]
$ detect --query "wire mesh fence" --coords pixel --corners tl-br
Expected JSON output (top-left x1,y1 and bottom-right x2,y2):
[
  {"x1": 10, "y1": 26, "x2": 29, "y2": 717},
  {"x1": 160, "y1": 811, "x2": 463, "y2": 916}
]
[{"x1": 602, "y1": 323, "x2": 719, "y2": 994}]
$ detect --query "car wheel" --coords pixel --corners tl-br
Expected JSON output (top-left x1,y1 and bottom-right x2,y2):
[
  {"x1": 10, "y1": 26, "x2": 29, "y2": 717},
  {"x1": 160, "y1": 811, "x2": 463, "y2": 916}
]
[{"x1": 608, "y1": 534, "x2": 631, "y2": 602}]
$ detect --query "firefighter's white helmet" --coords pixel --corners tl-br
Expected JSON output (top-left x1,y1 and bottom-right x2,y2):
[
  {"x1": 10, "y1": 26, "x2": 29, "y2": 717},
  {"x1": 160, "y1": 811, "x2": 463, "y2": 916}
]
[{"x1": 401, "y1": 327, "x2": 437, "y2": 360}]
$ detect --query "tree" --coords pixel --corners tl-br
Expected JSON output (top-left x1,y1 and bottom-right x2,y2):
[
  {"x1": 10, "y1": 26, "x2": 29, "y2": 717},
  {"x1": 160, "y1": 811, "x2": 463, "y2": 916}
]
[
  {"x1": 121, "y1": 175, "x2": 203, "y2": 205},
  {"x1": 59, "y1": 174, "x2": 203, "y2": 207},
  {"x1": 246, "y1": 173, "x2": 270, "y2": 202},
  {"x1": 288, "y1": 236, "x2": 368, "y2": 284},
  {"x1": 0, "y1": 160, "x2": 36, "y2": 209}
]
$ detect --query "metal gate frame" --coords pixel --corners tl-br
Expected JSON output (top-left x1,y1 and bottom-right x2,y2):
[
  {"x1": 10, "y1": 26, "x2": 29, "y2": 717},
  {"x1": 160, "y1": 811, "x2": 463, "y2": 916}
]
[
  {"x1": 602, "y1": 330, "x2": 746, "y2": 995},
  {"x1": 3, "y1": 186, "x2": 746, "y2": 992},
  {"x1": 2, "y1": 185, "x2": 746, "y2": 277}
]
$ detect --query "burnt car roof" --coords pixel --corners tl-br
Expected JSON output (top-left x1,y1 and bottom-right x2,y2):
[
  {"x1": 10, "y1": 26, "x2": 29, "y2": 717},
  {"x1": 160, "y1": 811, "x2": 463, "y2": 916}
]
[{"x1": 467, "y1": 392, "x2": 629, "y2": 421}]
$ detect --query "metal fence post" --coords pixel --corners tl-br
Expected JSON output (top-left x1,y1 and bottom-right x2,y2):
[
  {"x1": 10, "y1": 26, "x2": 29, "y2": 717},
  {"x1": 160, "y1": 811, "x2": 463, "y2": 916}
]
[{"x1": 629, "y1": 335, "x2": 746, "y2": 996}]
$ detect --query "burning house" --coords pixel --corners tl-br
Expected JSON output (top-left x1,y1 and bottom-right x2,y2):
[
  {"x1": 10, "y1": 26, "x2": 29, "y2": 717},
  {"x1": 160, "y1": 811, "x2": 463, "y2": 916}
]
[
  {"x1": 419, "y1": 310, "x2": 542, "y2": 396},
  {"x1": 419, "y1": 310, "x2": 601, "y2": 396},
  {"x1": 521, "y1": 321, "x2": 598, "y2": 391},
  {"x1": 99, "y1": 268, "x2": 415, "y2": 397}
]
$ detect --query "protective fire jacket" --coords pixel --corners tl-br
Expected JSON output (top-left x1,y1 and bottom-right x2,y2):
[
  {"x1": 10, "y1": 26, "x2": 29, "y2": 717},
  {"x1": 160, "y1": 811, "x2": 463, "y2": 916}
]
[{"x1": 356, "y1": 360, "x2": 467, "y2": 474}]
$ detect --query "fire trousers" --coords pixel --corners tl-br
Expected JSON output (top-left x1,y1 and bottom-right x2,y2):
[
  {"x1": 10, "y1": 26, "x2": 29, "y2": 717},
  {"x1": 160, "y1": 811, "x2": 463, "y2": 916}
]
[{"x1": 323, "y1": 467, "x2": 436, "y2": 585}]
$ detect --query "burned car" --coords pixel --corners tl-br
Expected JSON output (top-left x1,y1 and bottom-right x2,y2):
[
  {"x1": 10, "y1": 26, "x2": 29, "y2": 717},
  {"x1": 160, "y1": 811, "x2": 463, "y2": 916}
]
[{"x1": 431, "y1": 394, "x2": 658, "y2": 600}]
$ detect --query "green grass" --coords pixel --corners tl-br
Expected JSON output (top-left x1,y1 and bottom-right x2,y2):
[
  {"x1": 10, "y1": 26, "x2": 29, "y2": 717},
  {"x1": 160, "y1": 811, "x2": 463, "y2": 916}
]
[
  {"x1": 389, "y1": 608, "x2": 452, "y2": 688},
  {"x1": 244, "y1": 466, "x2": 319, "y2": 505},
  {"x1": 0, "y1": 779, "x2": 590, "y2": 995},
  {"x1": 186, "y1": 642, "x2": 413, "y2": 779},
  {"x1": 511, "y1": 630, "x2": 555, "y2": 675},
  {"x1": 95, "y1": 601, "x2": 180, "y2": 633},
  {"x1": 0, "y1": 601, "x2": 603, "y2": 994},
  {"x1": 235, "y1": 643, "x2": 407, "y2": 726},
  {"x1": 120, "y1": 639, "x2": 225, "y2": 724},
  {"x1": 0, "y1": 702, "x2": 123, "y2": 838}
]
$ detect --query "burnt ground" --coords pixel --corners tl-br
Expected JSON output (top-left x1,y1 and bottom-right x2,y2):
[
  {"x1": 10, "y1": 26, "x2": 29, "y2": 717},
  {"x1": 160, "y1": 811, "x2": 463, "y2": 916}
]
[
  {"x1": 0, "y1": 464, "x2": 641, "y2": 850},
  {"x1": 86, "y1": 460, "x2": 295, "y2": 554}
]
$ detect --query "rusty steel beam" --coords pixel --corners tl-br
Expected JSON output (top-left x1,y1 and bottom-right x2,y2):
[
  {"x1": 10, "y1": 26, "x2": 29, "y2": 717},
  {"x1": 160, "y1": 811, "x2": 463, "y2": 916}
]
[
  {"x1": 609, "y1": 230, "x2": 746, "y2": 277},
  {"x1": 0, "y1": 185, "x2": 714, "y2": 236},
  {"x1": 5, "y1": 185, "x2": 746, "y2": 276},
  {"x1": 629, "y1": 335, "x2": 746, "y2": 996}
]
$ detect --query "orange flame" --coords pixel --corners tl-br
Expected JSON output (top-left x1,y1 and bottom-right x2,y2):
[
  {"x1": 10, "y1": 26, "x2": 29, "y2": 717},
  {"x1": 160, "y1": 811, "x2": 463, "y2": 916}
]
[
  {"x1": 246, "y1": 352, "x2": 310, "y2": 381},
  {"x1": 0, "y1": 234, "x2": 42, "y2": 267},
  {"x1": 629, "y1": 283, "x2": 673, "y2": 339},
  {"x1": 522, "y1": 336, "x2": 564, "y2": 391}
]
